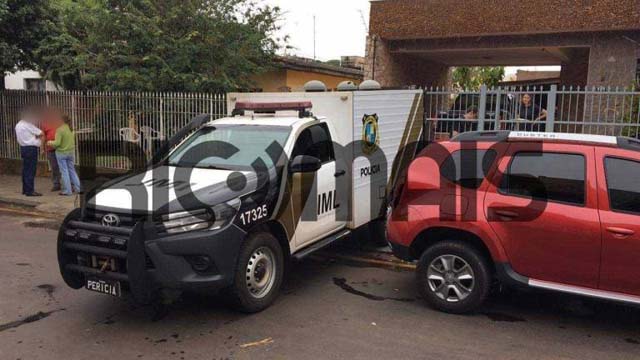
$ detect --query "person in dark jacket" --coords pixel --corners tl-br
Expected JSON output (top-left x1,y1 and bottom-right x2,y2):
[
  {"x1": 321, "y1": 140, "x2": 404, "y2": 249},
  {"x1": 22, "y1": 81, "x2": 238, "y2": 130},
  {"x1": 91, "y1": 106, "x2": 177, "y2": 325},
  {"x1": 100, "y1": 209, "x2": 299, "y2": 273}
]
[{"x1": 518, "y1": 93, "x2": 547, "y2": 132}]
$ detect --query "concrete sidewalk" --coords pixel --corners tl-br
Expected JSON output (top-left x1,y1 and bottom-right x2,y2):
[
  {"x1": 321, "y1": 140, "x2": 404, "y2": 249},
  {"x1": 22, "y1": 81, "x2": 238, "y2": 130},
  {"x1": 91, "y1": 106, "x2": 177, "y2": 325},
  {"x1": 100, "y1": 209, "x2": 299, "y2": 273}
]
[{"x1": 0, "y1": 174, "x2": 78, "y2": 218}]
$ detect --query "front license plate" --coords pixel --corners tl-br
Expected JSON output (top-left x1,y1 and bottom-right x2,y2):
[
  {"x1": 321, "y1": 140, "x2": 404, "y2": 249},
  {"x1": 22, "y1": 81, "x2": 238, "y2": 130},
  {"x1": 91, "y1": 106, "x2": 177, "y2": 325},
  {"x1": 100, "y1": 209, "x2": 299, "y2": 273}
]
[{"x1": 86, "y1": 278, "x2": 121, "y2": 297}]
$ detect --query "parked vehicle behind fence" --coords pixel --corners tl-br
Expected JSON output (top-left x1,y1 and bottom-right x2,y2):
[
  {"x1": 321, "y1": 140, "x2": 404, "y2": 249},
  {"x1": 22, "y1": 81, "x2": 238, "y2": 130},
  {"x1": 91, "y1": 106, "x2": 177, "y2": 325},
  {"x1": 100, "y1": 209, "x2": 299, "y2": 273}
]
[{"x1": 387, "y1": 131, "x2": 640, "y2": 314}]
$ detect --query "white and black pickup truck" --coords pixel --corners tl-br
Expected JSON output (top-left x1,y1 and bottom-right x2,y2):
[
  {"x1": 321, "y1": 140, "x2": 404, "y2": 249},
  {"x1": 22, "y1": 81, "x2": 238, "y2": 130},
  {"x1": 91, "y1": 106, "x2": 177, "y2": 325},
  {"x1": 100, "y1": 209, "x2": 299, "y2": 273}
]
[{"x1": 57, "y1": 87, "x2": 425, "y2": 312}]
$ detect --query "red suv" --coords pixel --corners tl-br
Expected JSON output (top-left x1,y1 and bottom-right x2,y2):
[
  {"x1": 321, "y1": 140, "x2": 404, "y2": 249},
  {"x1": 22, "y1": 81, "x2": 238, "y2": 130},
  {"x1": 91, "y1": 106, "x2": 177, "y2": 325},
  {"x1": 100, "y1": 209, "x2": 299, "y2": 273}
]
[{"x1": 387, "y1": 131, "x2": 640, "y2": 314}]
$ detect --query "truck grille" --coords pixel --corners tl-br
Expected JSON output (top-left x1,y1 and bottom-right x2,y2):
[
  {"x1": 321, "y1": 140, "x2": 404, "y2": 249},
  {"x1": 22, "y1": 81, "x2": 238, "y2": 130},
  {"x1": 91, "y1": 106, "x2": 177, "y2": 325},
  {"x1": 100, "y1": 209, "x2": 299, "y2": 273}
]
[
  {"x1": 61, "y1": 220, "x2": 134, "y2": 283},
  {"x1": 84, "y1": 209, "x2": 139, "y2": 227}
]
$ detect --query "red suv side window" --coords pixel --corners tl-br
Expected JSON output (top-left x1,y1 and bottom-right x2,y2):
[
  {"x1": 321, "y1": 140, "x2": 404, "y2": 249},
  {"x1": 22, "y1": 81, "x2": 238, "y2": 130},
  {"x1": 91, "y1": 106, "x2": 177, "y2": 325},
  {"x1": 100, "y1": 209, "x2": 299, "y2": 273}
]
[
  {"x1": 604, "y1": 157, "x2": 640, "y2": 215},
  {"x1": 499, "y1": 152, "x2": 586, "y2": 206}
]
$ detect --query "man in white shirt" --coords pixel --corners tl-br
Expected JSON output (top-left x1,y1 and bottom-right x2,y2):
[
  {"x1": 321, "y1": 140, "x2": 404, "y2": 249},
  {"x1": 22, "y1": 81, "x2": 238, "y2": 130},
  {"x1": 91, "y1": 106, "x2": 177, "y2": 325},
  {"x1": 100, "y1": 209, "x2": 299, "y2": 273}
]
[{"x1": 15, "y1": 107, "x2": 44, "y2": 196}]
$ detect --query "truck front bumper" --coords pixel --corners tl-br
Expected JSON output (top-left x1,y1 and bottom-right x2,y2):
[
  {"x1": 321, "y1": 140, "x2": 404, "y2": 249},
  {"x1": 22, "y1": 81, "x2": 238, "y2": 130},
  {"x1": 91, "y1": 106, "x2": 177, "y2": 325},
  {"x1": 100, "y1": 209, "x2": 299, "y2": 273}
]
[{"x1": 58, "y1": 209, "x2": 246, "y2": 304}]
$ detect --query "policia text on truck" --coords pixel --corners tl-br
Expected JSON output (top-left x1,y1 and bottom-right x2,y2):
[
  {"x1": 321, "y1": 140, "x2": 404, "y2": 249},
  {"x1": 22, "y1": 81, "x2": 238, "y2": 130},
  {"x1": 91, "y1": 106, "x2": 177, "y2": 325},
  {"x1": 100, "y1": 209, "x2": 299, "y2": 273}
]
[{"x1": 57, "y1": 83, "x2": 425, "y2": 312}]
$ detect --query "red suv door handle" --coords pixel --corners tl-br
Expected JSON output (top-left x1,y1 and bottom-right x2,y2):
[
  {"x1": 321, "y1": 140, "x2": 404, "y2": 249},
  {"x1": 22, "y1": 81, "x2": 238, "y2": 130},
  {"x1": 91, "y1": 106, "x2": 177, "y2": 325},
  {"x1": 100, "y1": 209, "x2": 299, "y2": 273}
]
[
  {"x1": 491, "y1": 209, "x2": 520, "y2": 220},
  {"x1": 606, "y1": 227, "x2": 635, "y2": 237},
  {"x1": 489, "y1": 207, "x2": 520, "y2": 221}
]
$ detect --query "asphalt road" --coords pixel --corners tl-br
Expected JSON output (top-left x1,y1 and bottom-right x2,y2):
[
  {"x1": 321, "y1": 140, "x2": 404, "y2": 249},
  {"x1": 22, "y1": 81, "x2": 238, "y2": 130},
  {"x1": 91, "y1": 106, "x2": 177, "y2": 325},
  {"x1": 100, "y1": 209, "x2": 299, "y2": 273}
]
[{"x1": 1, "y1": 213, "x2": 640, "y2": 360}]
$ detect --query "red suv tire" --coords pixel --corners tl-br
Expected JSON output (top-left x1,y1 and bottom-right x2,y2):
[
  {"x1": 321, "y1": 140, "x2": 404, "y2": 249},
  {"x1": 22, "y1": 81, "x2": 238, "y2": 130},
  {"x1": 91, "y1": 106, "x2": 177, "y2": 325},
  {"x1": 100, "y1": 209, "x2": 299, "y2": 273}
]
[{"x1": 416, "y1": 240, "x2": 492, "y2": 314}]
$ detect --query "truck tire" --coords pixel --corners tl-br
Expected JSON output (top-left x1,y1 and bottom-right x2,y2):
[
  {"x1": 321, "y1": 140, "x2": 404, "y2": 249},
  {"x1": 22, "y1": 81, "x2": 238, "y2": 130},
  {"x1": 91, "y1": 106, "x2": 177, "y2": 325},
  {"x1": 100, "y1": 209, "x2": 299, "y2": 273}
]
[
  {"x1": 225, "y1": 231, "x2": 284, "y2": 313},
  {"x1": 416, "y1": 240, "x2": 491, "y2": 314}
]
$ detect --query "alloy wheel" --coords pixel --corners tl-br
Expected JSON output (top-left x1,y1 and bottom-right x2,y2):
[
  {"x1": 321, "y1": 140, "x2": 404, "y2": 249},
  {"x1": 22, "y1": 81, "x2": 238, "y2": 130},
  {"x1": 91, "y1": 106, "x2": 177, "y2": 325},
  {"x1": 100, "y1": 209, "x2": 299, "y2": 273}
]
[{"x1": 426, "y1": 254, "x2": 475, "y2": 303}]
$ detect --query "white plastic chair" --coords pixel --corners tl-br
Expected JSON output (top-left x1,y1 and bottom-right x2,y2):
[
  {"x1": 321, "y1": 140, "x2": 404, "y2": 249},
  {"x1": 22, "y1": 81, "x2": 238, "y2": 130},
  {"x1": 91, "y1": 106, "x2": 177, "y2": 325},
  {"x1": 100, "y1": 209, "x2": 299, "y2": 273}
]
[
  {"x1": 139, "y1": 126, "x2": 164, "y2": 141},
  {"x1": 119, "y1": 128, "x2": 141, "y2": 143}
]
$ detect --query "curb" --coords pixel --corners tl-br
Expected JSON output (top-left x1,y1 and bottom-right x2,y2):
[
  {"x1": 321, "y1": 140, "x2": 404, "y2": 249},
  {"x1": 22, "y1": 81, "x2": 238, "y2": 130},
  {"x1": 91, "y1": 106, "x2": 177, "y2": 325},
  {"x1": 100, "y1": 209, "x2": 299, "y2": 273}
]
[
  {"x1": 313, "y1": 252, "x2": 416, "y2": 271},
  {"x1": 0, "y1": 205, "x2": 64, "y2": 222},
  {"x1": 0, "y1": 196, "x2": 41, "y2": 209}
]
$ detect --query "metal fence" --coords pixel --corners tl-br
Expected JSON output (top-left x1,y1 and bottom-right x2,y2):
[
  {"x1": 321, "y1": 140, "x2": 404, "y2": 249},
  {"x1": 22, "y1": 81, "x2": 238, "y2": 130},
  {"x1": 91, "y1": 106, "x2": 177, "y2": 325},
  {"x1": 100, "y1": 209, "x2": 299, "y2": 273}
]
[
  {"x1": 424, "y1": 85, "x2": 640, "y2": 142},
  {"x1": 2, "y1": 87, "x2": 640, "y2": 170},
  {"x1": 0, "y1": 90, "x2": 227, "y2": 170}
]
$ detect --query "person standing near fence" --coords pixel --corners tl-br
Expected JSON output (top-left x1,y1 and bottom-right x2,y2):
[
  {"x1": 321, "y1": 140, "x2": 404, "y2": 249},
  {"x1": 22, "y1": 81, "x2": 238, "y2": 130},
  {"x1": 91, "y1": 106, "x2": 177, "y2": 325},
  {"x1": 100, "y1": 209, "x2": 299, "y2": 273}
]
[
  {"x1": 15, "y1": 107, "x2": 44, "y2": 197},
  {"x1": 47, "y1": 115, "x2": 82, "y2": 196},
  {"x1": 517, "y1": 93, "x2": 547, "y2": 132},
  {"x1": 439, "y1": 106, "x2": 479, "y2": 138},
  {"x1": 41, "y1": 108, "x2": 62, "y2": 192}
]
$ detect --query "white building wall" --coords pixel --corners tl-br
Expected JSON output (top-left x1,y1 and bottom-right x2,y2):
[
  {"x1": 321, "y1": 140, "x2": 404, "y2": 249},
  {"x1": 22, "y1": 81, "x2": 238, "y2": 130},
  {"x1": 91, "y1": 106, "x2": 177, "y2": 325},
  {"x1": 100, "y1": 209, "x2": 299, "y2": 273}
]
[{"x1": 4, "y1": 70, "x2": 60, "y2": 91}]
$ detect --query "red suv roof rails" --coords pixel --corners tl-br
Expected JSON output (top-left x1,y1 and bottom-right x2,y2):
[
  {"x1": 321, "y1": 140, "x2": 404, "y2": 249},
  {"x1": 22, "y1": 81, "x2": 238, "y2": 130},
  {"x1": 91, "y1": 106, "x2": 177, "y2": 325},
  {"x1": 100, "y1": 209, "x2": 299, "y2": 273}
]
[{"x1": 453, "y1": 131, "x2": 640, "y2": 152}]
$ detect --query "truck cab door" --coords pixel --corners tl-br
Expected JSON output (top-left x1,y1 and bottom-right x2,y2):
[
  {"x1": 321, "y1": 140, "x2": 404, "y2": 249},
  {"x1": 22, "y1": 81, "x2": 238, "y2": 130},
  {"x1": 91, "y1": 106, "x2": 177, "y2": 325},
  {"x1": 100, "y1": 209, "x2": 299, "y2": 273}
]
[
  {"x1": 595, "y1": 148, "x2": 640, "y2": 296},
  {"x1": 290, "y1": 123, "x2": 347, "y2": 250}
]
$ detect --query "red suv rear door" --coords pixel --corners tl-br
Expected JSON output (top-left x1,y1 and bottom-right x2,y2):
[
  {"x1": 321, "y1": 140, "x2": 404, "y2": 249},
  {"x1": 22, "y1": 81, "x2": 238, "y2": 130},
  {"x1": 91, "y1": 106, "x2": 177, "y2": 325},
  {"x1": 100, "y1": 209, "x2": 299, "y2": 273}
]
[
  {"x1": 595, "y1": 147, "x2": 640, "y2": 296},
  {"x1": 484, "y1": 143, "x2": 601, "y2": 288}
]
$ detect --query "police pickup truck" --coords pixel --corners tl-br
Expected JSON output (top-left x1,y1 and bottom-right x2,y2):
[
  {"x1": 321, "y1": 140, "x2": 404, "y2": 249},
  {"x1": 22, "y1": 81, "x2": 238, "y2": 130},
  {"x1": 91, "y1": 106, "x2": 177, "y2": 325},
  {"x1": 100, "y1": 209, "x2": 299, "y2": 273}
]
[{"x1": 57, "y1": 84, "x2": 424, "y2": 312}]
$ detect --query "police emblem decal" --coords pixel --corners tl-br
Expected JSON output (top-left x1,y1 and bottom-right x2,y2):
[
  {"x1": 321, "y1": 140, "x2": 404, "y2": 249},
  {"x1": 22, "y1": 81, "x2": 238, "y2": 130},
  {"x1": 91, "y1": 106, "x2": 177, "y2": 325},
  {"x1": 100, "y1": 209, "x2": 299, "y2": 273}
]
[{"x1": 362, "y1": 114, "x2": 380, "y2": 154}]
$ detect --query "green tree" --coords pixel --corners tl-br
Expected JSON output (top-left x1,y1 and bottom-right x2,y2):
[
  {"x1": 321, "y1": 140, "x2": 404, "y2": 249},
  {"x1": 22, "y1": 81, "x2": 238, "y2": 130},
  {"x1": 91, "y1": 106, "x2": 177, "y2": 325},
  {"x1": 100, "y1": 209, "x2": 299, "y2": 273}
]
[
  {"x1": 39, "y1": 0, "x2": 283, "y2": 92},
  {"x1": 452, "y1": 66, "x2": 505, "y2": 90},
  {"x1": 0, "y1": 0, "x2": 59, "y2": 88},
  {"x1": 325, "y1": 59, "x2": 341, "y2": 67}
]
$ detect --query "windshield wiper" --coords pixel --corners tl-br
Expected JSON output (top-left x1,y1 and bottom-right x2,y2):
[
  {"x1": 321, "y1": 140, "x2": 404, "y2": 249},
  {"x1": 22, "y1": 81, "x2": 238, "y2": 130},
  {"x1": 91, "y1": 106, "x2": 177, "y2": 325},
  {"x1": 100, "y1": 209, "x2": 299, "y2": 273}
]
[
  {"x1": 168, "y1": 162, "x2": 233, "y2": 171},
  {"x1": 167, "y1": 162, "x2": 191, "y2": 168},
  {"x1": 195, "y1": 164, "x2": 231, "y2": 171}
]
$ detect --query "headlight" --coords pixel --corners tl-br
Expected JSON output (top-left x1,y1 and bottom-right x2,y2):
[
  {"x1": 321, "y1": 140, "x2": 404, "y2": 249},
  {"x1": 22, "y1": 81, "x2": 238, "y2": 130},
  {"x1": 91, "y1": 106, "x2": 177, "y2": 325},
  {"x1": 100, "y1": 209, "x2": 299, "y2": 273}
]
[
  {"x1": 160, "y1": 199, "x2": 240, "y2": 234},
  {"x1": 161, "y1": 209, "x2": 212, "y2": 234},
  {"x1": 211, "y1": 198, "x2": 241, "y2": 230}
]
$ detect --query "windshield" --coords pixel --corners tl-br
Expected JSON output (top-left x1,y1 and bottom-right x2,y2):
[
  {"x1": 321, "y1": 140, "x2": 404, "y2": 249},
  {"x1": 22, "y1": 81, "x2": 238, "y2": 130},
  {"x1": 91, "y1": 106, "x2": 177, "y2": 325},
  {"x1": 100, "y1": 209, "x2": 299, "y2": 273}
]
[{"x1": 167, "y1": 125, "x2": 291, "y2": 171}]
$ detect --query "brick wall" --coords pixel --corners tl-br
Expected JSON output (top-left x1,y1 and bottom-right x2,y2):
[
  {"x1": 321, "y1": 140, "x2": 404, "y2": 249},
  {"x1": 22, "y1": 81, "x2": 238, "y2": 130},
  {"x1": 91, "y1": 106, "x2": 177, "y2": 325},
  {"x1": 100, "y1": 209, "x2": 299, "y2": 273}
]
[
  {"x1": 587, "y1": 34, "x2": 640, "y2": 88},
  {"x1": 371, "y1": 0, "x2": 640, "y2": 40},
  {"x1": 365, "y1": 36, "x2": 451, "y2": 88}
]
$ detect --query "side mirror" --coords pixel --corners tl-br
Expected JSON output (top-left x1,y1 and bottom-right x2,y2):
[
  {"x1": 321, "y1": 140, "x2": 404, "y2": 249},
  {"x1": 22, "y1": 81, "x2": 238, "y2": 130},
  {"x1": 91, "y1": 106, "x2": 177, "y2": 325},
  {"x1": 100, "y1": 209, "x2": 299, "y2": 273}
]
[
  {"x1": 290, "y1": 155, "x2": 322, "y2": 173},
  {"x1": 407, "y1": 157, "x2": 440, "y2": 191}
]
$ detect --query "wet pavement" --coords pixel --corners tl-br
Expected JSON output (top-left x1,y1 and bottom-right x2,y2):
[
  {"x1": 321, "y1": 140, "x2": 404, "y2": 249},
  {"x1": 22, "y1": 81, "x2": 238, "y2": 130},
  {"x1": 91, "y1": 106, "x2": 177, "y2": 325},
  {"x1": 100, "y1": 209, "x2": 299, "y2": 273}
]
[{"x1": 1, "y1": 213, "x2": 639, "y2": 359}]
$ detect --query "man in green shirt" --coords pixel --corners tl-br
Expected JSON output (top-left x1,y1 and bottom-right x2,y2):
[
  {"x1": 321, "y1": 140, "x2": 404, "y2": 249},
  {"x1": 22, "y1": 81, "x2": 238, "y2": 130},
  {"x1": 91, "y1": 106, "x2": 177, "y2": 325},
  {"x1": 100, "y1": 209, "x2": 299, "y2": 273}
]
[{"x1": 47, "y1": 115, "x2": 81, "y2": 196}]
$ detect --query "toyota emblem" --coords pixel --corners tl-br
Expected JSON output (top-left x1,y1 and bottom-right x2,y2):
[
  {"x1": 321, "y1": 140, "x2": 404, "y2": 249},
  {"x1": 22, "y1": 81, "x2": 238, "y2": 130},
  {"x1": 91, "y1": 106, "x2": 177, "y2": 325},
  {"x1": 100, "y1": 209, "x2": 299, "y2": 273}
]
[{"x1": 101, "y1": 213, "x2": 121, "y2": 227}]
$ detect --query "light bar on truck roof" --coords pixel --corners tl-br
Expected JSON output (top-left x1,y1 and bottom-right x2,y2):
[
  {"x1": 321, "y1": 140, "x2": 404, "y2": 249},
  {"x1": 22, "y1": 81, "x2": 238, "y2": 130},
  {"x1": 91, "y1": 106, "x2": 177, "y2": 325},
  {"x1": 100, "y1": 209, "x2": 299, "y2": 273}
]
[
  {"x1": 232, "y1": 101, "x2": 313, "y2": 118},
  {"x1": 508, "y1": 131, "x2": 618, "y2": 145},
  {"x1": 234, "y1": 101, "x2": 312, "y2": 112}
]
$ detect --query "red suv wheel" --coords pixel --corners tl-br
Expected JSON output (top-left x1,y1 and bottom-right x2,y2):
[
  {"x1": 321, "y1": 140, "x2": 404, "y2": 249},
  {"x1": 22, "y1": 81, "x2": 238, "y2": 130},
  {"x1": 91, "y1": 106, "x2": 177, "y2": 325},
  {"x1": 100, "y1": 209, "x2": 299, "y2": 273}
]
[{"x1": 416, "y1": 240, "x2": 492, "y2": 314}]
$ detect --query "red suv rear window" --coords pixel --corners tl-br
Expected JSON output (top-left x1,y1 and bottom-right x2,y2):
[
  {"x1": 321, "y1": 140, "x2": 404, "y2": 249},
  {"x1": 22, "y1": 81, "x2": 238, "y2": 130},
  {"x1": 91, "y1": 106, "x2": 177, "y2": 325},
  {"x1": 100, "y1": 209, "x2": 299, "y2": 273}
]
[{"x1": 440, "y1": 150, "x2": 497, "y2": 189}]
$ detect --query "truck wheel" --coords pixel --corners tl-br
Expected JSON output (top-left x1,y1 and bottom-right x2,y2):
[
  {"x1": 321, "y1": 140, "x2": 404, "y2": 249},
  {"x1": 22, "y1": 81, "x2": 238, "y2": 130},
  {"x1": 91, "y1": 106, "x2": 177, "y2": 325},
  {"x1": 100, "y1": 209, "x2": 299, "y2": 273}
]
[
  {"x1": 226, "y1": 232, "x2": 284, "y2": 313},
  {"x1": 416, "y1": 240, "x2": 491, "y2": 314}
]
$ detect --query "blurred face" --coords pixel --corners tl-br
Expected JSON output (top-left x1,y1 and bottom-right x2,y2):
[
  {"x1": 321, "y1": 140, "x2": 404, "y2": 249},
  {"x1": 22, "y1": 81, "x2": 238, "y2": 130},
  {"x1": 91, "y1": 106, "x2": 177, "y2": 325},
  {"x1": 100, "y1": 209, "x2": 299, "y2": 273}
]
[
  {"x1": 22, "y1": 107, "x2": 40, "y2": 123},
  {"x1": 464, "y1": 110, "x2": 478, "y2": 120},
  {"x1": 522, "y1": 94, "x2": 532, "y2": 106},
  {"x1": 43, "y1": 109, "x2": 63, "y2": 126}
]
